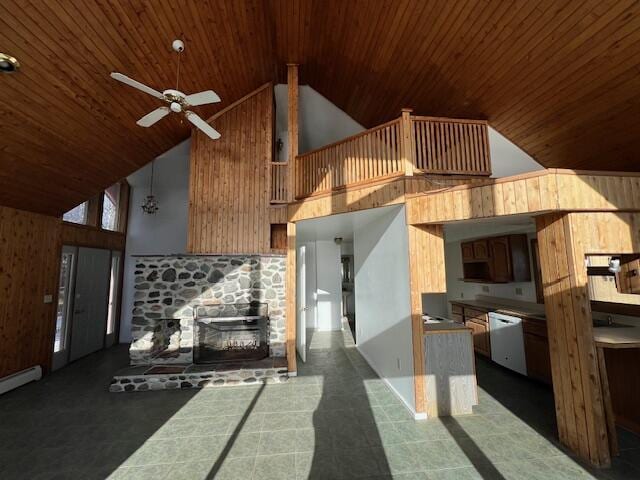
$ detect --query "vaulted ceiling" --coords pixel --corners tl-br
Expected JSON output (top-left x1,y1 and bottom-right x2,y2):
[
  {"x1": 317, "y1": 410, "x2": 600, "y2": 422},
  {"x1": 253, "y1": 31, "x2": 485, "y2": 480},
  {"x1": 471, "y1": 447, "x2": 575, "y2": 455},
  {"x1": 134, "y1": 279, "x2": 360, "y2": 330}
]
[{"x1": 2, "y1": 0, "x2": 640, "y2": 215}]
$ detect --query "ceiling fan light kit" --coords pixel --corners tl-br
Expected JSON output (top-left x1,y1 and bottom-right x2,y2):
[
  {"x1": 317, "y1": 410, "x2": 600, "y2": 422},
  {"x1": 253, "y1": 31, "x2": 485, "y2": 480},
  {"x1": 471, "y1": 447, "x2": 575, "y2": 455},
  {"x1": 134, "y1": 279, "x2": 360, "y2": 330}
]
[
  {"x1": 110, "y1": 39, "x2": 221, "y2": 140},
  {"x1": 0, "y1": 53, "x2": 20, "y2": 73}
]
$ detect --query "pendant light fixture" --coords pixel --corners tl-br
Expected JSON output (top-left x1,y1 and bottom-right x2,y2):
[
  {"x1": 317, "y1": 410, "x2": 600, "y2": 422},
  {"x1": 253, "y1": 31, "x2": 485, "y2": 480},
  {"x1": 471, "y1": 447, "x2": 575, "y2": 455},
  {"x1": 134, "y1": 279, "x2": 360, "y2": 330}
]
[{"x1": 141, "y1": 160, "x2": 159, "y2": 214}]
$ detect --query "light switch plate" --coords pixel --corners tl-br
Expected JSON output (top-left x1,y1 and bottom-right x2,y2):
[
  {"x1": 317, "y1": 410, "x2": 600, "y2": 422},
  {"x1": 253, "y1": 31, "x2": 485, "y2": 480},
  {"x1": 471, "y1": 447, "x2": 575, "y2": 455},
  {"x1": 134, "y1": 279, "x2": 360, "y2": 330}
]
[{"x1": 43, "y1": 294, "x2": 53, "y2": 304}]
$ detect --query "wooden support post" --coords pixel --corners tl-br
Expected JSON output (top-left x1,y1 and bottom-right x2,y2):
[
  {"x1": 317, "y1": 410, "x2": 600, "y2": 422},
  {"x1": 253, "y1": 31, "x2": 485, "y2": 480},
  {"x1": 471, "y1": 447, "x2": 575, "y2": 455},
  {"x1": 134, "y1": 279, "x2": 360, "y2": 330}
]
[
  {"x1": 285, "y1": 221, "x2": 297, "y2": 373},
  {"x1": 400, "y1": 108, "x2": 414, "y2": 177},
  {"x1": 407, "y1": 223, "x2": 446, "y2": 415},
  {"x1": 287, "y1": 64, "x2": 299, "y2": 201},
  {"x1": 86, "y1": 192, "x2": 104, "y2": 228},
  {"x1": 535, "y1": 213, "x2": 611, "y2": 467}
]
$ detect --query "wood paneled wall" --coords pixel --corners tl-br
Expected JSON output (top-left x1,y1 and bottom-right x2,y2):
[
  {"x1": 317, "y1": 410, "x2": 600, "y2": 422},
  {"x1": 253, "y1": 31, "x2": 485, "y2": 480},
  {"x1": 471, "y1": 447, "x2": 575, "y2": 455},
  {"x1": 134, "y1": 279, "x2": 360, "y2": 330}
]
[
  {"x1": 535, "y1": 212, "x2": 640, "y2": 467},
  {"x1": 407, "y1": 224, "x2": 446, "y2": 415},
  {"x1": 188, "y1": 84, "x2": 280, "y2": 254},
  {"x1": 0, "y1": 207, "x2": 62, "y2": 378},
  {"x1": 407, "y1": 170, "x2": 640, "y2": 225}
]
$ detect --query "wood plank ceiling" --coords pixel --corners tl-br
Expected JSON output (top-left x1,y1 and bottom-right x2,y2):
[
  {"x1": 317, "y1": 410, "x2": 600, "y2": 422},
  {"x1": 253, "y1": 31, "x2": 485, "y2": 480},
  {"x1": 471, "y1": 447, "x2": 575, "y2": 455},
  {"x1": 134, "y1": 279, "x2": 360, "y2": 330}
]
[{"x1": 2, "y1": 0, "x2": 640, "y2": 216}]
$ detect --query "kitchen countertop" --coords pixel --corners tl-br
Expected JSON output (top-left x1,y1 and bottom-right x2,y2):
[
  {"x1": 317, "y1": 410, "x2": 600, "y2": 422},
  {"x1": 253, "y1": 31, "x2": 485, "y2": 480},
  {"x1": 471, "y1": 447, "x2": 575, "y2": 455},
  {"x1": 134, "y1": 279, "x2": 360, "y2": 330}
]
[
  {"x1": 451, "y1": 298, "x2": 640, "y2": 349},
  {"x1": 450, "y1": 299, "x2": 547, "y2": 322},
  {"x1": 593, "y1": 325, "x2": 640, "y2": 349},
  {"x1": 423, "y1": 322, "x2": 472, "y2": 334}
]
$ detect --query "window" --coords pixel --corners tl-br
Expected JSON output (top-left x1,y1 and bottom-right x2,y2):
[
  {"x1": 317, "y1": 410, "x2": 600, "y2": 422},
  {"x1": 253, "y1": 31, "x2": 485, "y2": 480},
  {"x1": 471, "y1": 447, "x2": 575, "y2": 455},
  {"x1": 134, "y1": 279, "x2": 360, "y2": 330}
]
[
  {"x1": 101, "y1": 183, "x2": 120, "y2": 231},
  {"x1": 63, "y1": 202, "x2": 87, "y2": 224}
]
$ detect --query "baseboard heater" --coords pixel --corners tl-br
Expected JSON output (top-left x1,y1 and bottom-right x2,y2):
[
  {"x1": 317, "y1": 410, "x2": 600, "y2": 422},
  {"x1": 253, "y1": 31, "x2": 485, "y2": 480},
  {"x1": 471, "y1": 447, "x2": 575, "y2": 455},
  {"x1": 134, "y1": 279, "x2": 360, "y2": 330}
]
[{"x1": 0, "y1": 366, "x2": 42, "y2": 395}]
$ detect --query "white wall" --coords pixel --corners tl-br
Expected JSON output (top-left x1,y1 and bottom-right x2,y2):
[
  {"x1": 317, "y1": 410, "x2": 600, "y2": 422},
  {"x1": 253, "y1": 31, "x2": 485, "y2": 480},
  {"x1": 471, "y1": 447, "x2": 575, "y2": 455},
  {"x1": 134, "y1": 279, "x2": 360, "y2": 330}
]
[
  {"x1": 119, "y1": 140, "x2": 190, "y2": 343},
  {"x1": 354, "y1": 206, "x2": 415, "y2": 413},
  {"x1": 301, "y1": 242, "x2": 317, "y2": 329},
  {"x1": 315, "y1": 240, "x2": 342, "y2": 331},
  {"x1": 489, "y1": 127, "x2": 543, "y2": 178},
  {"x1": 274, "y1": 84, "x2": 365, "y2": 158}
]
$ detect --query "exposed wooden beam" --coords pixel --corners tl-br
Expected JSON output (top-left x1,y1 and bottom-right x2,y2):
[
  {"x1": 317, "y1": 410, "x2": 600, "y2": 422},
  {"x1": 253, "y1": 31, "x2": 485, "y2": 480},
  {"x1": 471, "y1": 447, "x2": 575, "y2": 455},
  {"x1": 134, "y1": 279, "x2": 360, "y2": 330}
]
[
  {"x1": 286, "y1": 221, "x2": 297, "y2": 373},
  {"x1": 287, "y1": 64, "x2": 299, "y2": 203}
]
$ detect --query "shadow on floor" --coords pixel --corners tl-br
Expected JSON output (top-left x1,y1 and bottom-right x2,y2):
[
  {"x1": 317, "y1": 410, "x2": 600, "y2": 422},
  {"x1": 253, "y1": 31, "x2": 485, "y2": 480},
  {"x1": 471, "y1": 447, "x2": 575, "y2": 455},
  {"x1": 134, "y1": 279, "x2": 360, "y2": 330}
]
[{"x1": 2, "y1": 335, "x2": 640, "y2": 479}]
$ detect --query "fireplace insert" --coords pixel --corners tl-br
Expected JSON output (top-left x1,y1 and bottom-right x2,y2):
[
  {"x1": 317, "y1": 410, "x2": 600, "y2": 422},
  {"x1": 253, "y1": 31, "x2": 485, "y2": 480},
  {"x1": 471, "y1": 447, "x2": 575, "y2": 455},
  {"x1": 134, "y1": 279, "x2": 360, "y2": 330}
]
[{"x1": 194, "y1": 303, "x2": 269, "y2": 364}]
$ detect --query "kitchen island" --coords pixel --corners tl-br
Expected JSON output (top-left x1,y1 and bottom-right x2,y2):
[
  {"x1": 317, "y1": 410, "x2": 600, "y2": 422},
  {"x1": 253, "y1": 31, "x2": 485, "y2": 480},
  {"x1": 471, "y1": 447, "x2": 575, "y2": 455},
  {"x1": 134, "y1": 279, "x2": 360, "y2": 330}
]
[{"x1": 423, "y1": 317, "x2": 478, "y2": 417}]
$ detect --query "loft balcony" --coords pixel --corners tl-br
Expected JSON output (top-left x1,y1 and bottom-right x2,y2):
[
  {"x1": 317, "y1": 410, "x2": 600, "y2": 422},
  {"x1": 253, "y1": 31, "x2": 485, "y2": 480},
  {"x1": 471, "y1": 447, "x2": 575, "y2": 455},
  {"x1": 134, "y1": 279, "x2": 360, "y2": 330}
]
[{"x1": 275, "y1": 110, "x2": 491, "y2": 202}]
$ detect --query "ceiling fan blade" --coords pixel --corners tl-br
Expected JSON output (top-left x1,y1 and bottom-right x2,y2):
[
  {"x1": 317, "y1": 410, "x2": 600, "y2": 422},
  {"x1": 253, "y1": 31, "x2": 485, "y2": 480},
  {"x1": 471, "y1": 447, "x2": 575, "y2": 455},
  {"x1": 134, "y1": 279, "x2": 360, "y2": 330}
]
[
  {"x1": 137, "y1": 107, "x2": 171, "y2": 127},
  {"x1": 110, "y1": 72, "x2": 164, "y2": 100},
  {"x1": 185, "y1": 111, "x2": 221, "y2": 140},
  {"x1": 185, "y1": 90, "x2": 221, "y2": 106}
]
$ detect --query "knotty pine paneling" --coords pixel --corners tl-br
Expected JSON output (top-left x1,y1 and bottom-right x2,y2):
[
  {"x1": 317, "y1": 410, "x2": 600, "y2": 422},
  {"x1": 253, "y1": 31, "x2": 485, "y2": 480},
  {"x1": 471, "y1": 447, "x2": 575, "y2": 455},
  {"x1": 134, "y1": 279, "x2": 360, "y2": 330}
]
[
  {"x1": 187, "y1": 84, "x2": 275, "y2": 254},
  {"x1": 0, "y1": 206, "x2": 62, "y2": 378},
  {"x1": 406, "y1": 170, "x2": 640, "y2": 225},
  {"x1": 5, "y1": 1, "x2": 640, "y2": 217}
]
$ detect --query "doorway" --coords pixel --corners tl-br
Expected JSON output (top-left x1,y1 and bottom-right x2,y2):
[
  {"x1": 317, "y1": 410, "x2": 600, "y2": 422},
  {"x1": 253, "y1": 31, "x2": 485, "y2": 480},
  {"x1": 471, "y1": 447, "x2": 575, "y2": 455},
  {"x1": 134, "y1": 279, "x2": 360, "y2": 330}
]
[{"x1": 52, "y1": 246, "x2": 123, "y2": 370}]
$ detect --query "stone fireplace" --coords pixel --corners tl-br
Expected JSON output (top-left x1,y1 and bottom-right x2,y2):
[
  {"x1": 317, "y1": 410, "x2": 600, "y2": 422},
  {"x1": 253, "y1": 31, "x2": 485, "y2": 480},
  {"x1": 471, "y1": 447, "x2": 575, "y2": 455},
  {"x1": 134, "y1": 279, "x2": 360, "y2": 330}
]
[
  {"x1": 129, "y1": 254, "x2": 286, "y2": 366},
  {"x1": 194, "y1": 303, "x2": 270, "y2": 364}
]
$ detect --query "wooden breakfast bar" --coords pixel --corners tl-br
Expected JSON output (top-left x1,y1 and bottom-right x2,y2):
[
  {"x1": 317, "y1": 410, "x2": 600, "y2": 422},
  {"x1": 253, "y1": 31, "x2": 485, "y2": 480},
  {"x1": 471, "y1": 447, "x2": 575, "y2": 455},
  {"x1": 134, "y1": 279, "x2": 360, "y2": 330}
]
[{"x1": 594, "y1": 324, "x2": 640, "y2": 457}]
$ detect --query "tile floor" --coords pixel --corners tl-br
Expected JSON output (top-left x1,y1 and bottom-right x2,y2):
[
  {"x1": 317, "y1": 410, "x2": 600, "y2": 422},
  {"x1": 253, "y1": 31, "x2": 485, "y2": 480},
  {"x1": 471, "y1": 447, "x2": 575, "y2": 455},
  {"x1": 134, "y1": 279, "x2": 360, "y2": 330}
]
[{"x1": 1, "y1": 326, "x2": 639, "y2": 479}]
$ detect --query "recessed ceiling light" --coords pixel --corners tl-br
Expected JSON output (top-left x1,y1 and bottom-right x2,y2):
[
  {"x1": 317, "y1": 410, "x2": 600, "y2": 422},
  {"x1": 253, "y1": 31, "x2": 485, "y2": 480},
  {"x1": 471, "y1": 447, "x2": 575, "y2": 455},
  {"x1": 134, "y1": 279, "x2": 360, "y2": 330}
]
[{"x1": 0, "y1": 53, "x2": 20, "y2": 73}]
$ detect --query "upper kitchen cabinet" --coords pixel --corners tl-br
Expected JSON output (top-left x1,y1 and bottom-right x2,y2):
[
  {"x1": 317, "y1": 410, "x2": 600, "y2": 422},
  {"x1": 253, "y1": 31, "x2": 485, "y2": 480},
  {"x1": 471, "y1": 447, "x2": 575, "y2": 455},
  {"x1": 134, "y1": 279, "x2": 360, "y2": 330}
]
[{"x1": 461, "y1": 234, "x2": 531, "y2": 283}]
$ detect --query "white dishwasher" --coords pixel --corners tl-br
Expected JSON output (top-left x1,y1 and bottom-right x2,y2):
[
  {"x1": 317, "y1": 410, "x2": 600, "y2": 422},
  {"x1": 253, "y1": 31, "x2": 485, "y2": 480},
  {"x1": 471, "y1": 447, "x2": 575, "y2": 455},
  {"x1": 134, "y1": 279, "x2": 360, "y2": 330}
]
[{"x1": 488, "y1": 312, "x2": 527, "y2": 376}]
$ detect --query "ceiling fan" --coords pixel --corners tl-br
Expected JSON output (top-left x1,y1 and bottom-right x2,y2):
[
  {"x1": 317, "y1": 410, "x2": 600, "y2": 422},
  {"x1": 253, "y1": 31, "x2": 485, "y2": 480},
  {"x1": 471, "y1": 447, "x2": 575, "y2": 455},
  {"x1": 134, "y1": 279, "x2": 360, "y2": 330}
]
[{"x1": 110, "y1": 39, "x2": 221, "y2": 140}]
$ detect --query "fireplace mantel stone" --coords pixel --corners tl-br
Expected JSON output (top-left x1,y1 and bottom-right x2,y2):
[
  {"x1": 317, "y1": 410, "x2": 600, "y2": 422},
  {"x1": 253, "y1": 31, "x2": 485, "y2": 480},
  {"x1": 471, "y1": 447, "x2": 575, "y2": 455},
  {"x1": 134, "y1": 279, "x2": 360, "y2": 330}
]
[{"x1": 129, "y1": 254, "x2": 286, "y2": 365}]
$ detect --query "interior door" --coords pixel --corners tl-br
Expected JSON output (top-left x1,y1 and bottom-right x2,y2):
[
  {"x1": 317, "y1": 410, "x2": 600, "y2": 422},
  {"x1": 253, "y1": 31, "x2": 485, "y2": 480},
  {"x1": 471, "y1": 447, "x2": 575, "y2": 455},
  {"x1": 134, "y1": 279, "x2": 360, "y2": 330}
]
[
  {"x1": 51, "y1": 246, "x2": 78, "y2": 371},
  {"x1": 69, "y1": 247, "x2": 111, "y2": 361},
  {"x1": 296, "y1": 245, "x2": 307, "y2": 362}
]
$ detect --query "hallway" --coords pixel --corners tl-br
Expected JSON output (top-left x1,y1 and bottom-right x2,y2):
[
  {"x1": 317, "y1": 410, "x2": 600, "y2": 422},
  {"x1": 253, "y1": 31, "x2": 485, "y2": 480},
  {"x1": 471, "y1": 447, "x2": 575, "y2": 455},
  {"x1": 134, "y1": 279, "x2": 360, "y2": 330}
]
[{"x1": 0, "y1": 328, "x2": 637, "y2": 479}]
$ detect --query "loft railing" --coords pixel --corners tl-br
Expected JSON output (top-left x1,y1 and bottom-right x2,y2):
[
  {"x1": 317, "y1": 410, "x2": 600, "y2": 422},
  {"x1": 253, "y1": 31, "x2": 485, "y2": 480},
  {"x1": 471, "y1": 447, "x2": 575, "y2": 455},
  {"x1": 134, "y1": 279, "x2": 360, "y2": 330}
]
[
  {"x1": 291, "y1": 111, "x2": 491, "y2": 199},
  {"x1": 270, "y1": 162, "x2": 288, "y2": 203},
  {"x1": 295, "y1": 119, "x2": 404, "y2": 200},
  {"x1": 412, "y1": 116, "x2": 490, "y2": 176}
]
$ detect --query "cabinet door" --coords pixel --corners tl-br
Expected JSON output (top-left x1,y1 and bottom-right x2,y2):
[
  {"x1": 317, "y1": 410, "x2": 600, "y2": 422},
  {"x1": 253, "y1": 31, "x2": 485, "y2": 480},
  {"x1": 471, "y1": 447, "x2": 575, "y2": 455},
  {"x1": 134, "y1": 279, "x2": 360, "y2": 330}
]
[
  {"x1": 489, "y1": 236, "x2": 512, "y2": 282},
  {"x1": 461, "y1": 242, "x2": 475, "y2": 262},
  {"x1": 467, "y1": 320, "x2": 490, "y2": 357},
  {"x1": 473, "y1": 240, "x2": 489, "y2": 260},
  {"x1": 524, "y1": 333, "x2": 552, "y2": 384}
]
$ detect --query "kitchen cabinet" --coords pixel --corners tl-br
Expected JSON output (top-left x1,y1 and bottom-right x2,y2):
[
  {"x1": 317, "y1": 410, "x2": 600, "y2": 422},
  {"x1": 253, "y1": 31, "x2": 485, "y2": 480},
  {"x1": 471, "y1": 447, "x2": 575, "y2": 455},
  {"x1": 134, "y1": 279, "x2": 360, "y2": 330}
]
[
  {"x1": 461, "y1": 234, "x2": 531, "y2": 283},
  {"x1": 467, "y1": 319, "x2": 491, "y2": 357},
  {"x1": 461, "y1": 242, "x2": 475, "y2": 262},
  {"x1": 459, "y1": 306, "x2": 491, "y2": 357},
  {"x1": 473, "y1": 240, "x2": 489, "y2": 260},
  {"x1": 488, "y1": 236, "x2": 511, "y2": 282},
  {"x1": 451, "y1": 301, "x2": 552, "y2": 384},
  {"x1": 521, "y1": 317, "x2": 551, "y2": 384}
]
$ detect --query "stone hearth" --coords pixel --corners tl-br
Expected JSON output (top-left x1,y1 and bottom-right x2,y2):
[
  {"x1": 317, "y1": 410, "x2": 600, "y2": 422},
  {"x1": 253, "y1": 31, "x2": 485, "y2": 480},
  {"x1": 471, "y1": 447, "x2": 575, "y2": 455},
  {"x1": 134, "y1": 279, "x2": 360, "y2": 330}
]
[
  {"x1": 110, "y1": 357, "x2": 289, "y2": 392},
  {"x1": 129, "y1": 254, "x2": 286, "y2": 366}
]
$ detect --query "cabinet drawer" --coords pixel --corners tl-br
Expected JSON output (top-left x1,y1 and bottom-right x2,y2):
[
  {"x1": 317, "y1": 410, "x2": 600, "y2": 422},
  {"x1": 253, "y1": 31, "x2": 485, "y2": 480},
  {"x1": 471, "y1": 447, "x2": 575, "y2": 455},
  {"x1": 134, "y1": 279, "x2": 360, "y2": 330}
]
[
  {"x1": 464, "y1": 307, "x2": 488, "y2": 323},
  {"x1": 451, "y1": 304, "x2": 463, "y2": 315}
]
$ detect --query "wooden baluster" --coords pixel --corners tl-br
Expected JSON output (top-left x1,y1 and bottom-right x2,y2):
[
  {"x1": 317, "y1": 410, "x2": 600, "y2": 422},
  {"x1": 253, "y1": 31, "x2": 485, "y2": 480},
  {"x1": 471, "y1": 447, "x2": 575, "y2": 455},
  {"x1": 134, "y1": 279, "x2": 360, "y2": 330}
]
[
  {"x1": 400, "y1": 109, "x2": 414, "y2": 176},
  {"x1": 481, "y1": 124, "x2": 490, "y2": 173}
]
